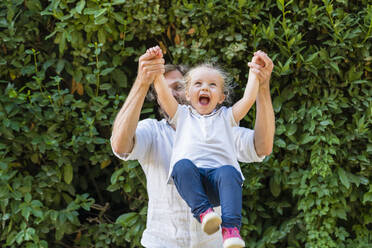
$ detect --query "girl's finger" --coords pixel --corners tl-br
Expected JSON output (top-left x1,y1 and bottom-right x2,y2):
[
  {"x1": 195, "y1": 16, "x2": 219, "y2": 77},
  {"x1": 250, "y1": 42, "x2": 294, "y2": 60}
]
[
  {"x1": 251, "y1": 68, "x2": 260, "y2": 74},
  {"x1": 248, "y1": 62, "x2": 263, "y2": 70},
  {"x1": 258, "y1": 53, "x2": 273, "y2": 69}
]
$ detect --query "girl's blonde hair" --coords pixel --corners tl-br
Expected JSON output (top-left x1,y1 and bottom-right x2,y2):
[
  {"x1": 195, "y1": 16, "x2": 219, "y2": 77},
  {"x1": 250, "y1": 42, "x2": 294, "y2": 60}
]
[{"x1": 184, "y1": 63, "x2": 235, "y2": 105}]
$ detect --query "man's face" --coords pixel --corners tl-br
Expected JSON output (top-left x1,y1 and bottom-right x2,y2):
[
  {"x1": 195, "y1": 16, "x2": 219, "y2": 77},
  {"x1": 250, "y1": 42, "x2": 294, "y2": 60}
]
[
  {"x1": 157, "y1": 69, "x2": 186, "y2": 120},
  {"x1": 164, "y1": 70, "x2": 186, "y2": 103}
]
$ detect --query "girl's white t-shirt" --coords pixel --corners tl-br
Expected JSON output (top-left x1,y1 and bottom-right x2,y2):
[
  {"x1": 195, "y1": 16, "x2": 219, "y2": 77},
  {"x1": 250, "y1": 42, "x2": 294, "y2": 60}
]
[
  {"x1": 111, "y1": 118, "x2": 264, "y2": 247},
  {"x1": 168, "y1": 105, "x2": 244, "y2": 183}
]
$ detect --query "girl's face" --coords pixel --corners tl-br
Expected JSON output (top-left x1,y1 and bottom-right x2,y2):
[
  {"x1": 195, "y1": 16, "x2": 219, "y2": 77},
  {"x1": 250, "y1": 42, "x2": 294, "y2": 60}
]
[{"x1": 186, "y1": 67, "x2": 226, "y2": 115}]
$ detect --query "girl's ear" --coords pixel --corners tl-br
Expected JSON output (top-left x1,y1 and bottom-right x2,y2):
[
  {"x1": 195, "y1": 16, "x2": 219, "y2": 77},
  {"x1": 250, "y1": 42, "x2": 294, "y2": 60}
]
[
  {"x1": 185, "y1": 88, "x2": 191, "y2": 101},
  {"x1": 218, "y1": 93, "x2": 226, "y2": 104}
]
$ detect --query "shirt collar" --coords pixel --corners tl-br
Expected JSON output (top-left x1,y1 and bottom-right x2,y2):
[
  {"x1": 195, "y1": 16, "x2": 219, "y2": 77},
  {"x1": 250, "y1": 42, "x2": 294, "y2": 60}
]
[{"x1": 188, "y1": 105, "x2": 221, "y2": 117}]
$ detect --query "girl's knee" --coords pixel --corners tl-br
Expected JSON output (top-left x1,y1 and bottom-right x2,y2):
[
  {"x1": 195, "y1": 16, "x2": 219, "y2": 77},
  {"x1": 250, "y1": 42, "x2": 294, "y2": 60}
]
[
  {"x1": 172, "y1": 159, "x2": 197, "y2": 176},
  {"x1": 216, "y1": 166, "x2": 242, "y2": 183}
]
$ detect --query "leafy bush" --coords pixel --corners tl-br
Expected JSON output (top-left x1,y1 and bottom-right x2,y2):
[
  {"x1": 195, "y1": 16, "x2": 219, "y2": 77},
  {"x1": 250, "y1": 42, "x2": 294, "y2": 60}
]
[{"x1": 0, "y1": 0, "x2": 371, "y2": 247}]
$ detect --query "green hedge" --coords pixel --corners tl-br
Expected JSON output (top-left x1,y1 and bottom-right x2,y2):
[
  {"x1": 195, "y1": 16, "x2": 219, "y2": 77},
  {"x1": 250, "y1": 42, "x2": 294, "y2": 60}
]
[{"x1": 0, "y1": 0, "x2": 371, "y2": 247}]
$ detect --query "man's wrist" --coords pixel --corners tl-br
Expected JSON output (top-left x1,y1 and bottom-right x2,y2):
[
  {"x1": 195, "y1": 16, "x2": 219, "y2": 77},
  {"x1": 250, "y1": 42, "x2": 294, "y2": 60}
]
[
  {"x1": 135, "y1": 76, "x2": 152, "y2": 89},
  {"x1": 258, "y1": 80, "x2": 270, "y2": 92}
]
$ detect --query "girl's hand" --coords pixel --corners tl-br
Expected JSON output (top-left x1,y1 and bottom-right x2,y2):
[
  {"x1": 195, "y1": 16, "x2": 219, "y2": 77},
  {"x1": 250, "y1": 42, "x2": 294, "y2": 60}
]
[
  {"x1": 146, "y1": 46, "x2": 163, "y2": 59},
  {"x1": 248, "y1": 50, "x2": 274, "y2": 89},
  {"x1": 136, "y1": 46, "x2": 165, "y2": 86}
]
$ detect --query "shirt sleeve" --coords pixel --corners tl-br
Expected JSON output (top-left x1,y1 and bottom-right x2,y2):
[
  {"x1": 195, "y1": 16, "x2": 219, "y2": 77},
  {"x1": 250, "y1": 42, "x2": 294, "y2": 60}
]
[
  {"x1": 233, "y1": 126, "x2": 265, "y2": 163},
  {"x1": 168, "y1": 104, "x2": 188, "y2": 127},
  {"x1": 222, "y1": 106, "x2": 239, "y2": 127},
  {"x1": 110, "y1": 119, "x2": 155, "y2": 162}
]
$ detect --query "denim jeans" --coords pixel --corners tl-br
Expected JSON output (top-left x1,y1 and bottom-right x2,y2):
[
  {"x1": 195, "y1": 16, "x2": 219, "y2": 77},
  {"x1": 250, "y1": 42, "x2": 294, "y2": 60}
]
[{"x1": 171, "y1": 159, "x2": 243, "y2": 228}]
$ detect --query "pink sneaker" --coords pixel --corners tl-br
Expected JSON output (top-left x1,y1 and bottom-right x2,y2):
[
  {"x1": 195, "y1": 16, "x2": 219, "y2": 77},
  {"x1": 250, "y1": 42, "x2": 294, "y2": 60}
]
[
  {"x1": 222, "y1": 227, "x2": 245, "y2": 248},
  {"x1": 199, "y1": 208, "x2": 222, "y2": 235}
]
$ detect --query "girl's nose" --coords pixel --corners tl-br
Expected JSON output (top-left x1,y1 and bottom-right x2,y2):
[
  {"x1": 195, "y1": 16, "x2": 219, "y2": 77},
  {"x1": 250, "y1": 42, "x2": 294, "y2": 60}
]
[{"x1": 201, "y1": 83, "x2": 209, "y2": 90}]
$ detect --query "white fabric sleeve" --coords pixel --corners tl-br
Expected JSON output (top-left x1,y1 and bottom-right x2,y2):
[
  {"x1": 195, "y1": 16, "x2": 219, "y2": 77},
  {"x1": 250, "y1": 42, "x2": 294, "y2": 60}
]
[
  {"x1": 168, "y1": 104, "x2": 188, "y2": 127},
  {"x1": 224, "y1": 106, "x2": 239, "y2": 127},
  {"x1": 110, "y1": 119, "x2": 155, "y2": 162},
  {"x1": 233, "y1": 126, "x2": 265, "y2": 163}
]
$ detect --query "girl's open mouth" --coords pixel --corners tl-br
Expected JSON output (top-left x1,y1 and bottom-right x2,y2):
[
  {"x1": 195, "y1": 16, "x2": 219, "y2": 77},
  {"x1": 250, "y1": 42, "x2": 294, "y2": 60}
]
[{"x1": 199, "y1": 96, "x2": 210, "y2": 105}]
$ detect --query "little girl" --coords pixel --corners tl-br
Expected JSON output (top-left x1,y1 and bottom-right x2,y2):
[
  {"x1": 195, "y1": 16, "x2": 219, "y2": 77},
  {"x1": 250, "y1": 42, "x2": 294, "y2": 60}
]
[{"x1": 149, "y1": 46, "x2": 264, "y2": 248}]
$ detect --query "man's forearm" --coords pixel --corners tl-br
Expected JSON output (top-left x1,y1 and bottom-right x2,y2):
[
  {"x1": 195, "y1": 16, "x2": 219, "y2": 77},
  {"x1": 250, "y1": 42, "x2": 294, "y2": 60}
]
[
  {"x1": 111, "y1": 78, "x2": 150, "y2": 154},
  {"x1": 254, "y1": 86, "x2": 275, "y2": 156}
]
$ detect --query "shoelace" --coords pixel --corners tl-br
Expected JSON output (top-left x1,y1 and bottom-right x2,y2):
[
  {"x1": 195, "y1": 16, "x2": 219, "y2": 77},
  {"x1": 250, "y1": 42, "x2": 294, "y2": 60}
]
[
  {"x1": 223, "y1": 227, "x2": 239, "y2": 236},
  {"x1": 200, "y1": 208, "x2": 213, "y2": 222}
]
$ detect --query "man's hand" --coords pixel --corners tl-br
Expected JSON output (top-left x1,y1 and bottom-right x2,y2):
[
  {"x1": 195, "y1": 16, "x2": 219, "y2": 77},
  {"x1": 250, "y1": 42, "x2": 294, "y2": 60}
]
[
  {"x1": 249, "y1": 51, "x2": 275, "y2": 156},
  {"x1": 136, "y1": 46, "x2": 165, "y2": 87},
  {"x1": 248, "y1": 50, "x2": 274, "y2": 90}
]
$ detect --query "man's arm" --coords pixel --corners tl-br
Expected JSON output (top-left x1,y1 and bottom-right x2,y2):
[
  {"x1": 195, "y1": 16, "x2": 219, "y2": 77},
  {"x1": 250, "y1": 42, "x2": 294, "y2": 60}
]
[
  {"x1": 250, "y1": 51, "x2": 275, "y2": 156},
  {"x1": 111, "y1": 52, "x2": 164, "y2": 155}
]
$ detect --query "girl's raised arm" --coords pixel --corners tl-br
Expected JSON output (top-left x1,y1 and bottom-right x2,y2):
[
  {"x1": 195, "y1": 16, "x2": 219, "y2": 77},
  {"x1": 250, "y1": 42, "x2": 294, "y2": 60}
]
[
  {"x1": 232, "y1": 55, "x2": 264, "y2": 123},
  {"x1": 147, "y1": 46, "x2": 178, "y2": 119},
  {"x1": 154, "y1": 74, "x2": 178, "y2": 119}
]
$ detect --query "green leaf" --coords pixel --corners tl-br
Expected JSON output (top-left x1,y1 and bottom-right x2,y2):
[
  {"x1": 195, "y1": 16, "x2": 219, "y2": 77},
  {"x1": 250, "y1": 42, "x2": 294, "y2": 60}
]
[
  {"x1": 25, "y1": 0, "x2": 42, "y2": 12},
  {"x1": 111, "y1": 167, "x2": 125, "y2": 184},
  {"x1": 238, "y1": 0, "x2": 246, "y2": 8},
  {"x1": 124, "y1": 183, "x2": 131, "y2": 193},
  {"x1": 273, "y1": 96, "x2": 284, "y2": 112},
  {"x1": 270, "y1": 176, "x2": 281, "y2": 197},
  {"x1": 112, "y1": 0, "x2": 126, "y2": 5},
  {"x1": 330, "y1": 62, "x2": 340, "y2": 74},
  {"x1": 116, "y1": 212, "x2": 137, "y2": 225},
  {"x1": 25, "y1": 192, "x2": 32, "y2": 203},
  {"x1": 363, "y1": 192, "x2": 372, "y2": 204},
  {"x1": 72, "y1": 101, "x2": 87, "y2": 108},
  {"x1": 76, "y1": 0, "x2": 86, "y2": 14},
  {"x1": 59, "y1": 32, "x2": 66, "y2": 56},
  {"x1": 276, "y1": 124, "x2": 286, "y2": 135},
  {"x1": 112, "y1": 69, "x2": 128, "y2": 88},
  {"x1": 275, "y1": 138, "x2": 286, "y2": 148},
  {"x1": 94, "y1": 9, "x2": 107, "y2": 18},
  {"x1": 337, "y1": 167, "x2": 350, "y2": 189},
  {"x1": 99, "y1": 83, "x2": 112, "y2": 90},
  {"x1": 98, "y1": 29, "x2": 106, "y2": 44},
  {"x1": 64, "y1": 165, "x2": 73, "y2": 184},
  {"x1": 276, "y1": 0, "x2": 284, "y2": 11},
  {"x1": 95, "y1": 16, "x2": 108, "y2": 25},
  {"x1": 100, "y1": 67, "x2": 115, "y2": 76},
  {"x1": 286, "y1": 124, "x2": 297, "y2": 136},
  {"x1": 112, "y1": 12, "x2": 126, "y2": 24},
  {"x1": 334, "y1": 208, "x2": 347, "y2": 220},
  {"x1": 300, "y1": 133, "x2": 315, "y2": 145}
]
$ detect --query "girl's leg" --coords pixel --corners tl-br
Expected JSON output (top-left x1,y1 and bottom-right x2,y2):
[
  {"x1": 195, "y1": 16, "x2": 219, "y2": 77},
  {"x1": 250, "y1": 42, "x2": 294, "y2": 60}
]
[
  {"x1": 171, "y1": 159, "x2": 213, "y2": 221},
  {"x1": 208, "y1": 165, "x2": 243, "y2": 229}
]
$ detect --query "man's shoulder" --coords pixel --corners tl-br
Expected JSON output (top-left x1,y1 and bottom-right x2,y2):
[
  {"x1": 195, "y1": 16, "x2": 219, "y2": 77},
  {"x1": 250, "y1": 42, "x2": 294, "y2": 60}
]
[
  {"x1": 138, "y1": 118, "x2": 171, "y2": 131},
  {"x1": 232, "y1": 125, "x2": 254, "y2": 133}
]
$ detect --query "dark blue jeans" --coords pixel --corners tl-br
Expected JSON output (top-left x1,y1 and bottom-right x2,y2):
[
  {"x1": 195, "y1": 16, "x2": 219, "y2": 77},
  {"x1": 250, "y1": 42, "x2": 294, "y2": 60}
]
[{"x1": 171, "y1": 159, "x2": 243, "y2": 229}]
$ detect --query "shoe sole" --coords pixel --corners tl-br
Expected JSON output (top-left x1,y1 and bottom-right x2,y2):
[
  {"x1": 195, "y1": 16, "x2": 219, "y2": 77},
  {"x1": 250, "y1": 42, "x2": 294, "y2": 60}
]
[
  {"x1": 223, "y1": 237, "x2": 245, "y2": 248},
  {"x1": 201, "y1": 212, "x2": 222, "y2": 235}
]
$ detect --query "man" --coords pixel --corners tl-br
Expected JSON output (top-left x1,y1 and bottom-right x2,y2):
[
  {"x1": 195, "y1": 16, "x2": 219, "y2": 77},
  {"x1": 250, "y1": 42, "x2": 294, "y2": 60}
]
[{"x1": 111, "y1": 48, "x2": 275, "y2": 247}]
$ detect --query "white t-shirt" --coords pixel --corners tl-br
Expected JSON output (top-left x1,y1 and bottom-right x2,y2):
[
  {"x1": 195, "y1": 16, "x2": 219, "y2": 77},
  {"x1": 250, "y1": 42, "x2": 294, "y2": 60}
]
[
  {"x1": 168, "y1": 105, "x2": 243, "y2": 182},
  {"x1": 111, "y1": 118, "x2": 264, "y2": 248}
]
